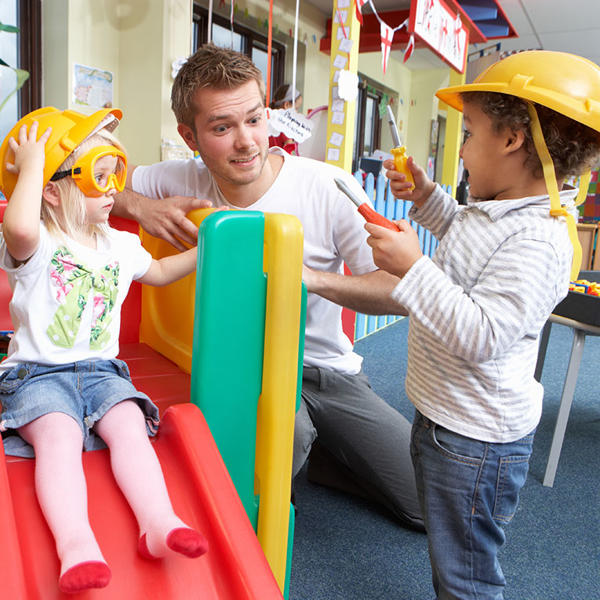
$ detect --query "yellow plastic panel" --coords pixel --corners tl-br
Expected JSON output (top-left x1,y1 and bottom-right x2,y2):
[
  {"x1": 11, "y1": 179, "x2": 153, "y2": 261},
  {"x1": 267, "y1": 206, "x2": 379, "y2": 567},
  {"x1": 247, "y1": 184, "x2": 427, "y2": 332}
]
[
  {"x1": 254, "y1": 213, "x2": 304, "y2": 589},
  {"x1": 139, "y1": 208, "x2": 215, "y2": 373}
]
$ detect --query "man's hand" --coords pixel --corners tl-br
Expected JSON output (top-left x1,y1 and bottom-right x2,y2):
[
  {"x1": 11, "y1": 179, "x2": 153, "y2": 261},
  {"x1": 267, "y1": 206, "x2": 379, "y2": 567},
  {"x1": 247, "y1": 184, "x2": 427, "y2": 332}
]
[
  {"x1": 384, "y1": 156, "x2": 436, "y2": 209},
  {"x1": 137, "y1": 195, "x2": 213, "y2": 250},
  {"x1": 365, "y1": 220, "x2": 423, "y2": 279},
  {"x1": 113, "y1": 190, "x2": 213, "y2": 251}
]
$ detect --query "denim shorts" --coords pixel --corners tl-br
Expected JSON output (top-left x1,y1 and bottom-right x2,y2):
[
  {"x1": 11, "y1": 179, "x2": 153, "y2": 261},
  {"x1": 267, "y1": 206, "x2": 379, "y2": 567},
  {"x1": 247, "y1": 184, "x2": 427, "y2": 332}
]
[{"x1": 0, "y1": 359, "x2": 160, "y2": 458}]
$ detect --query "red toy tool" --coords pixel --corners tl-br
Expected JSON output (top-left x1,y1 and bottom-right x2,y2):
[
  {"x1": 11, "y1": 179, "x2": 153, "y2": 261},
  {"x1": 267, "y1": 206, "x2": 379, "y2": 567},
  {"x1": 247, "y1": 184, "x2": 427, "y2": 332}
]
[{"x1": 334, "y1": 178, "x2": 400, "y2": 231}]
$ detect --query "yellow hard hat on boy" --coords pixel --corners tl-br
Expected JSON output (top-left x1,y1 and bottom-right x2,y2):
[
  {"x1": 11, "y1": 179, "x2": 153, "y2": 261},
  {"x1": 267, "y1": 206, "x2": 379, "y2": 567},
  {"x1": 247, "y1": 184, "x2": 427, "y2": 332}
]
[
  {"x1": 436, "y1": 50, "x2": 600, "y2": 279},
  {"x1": 0, "y1": 106, "x2": 122, "y2": 201}
]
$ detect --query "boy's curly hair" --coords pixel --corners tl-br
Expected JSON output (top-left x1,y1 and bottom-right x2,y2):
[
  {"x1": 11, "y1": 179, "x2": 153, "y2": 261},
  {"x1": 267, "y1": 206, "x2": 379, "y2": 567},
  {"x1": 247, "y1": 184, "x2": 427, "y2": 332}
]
[
  {"x1": 462, "y1": 91, "x2": 600, "y2": 181},
  {"x1": 171, "y1": 43, "x2": 266, "y2": 128}
]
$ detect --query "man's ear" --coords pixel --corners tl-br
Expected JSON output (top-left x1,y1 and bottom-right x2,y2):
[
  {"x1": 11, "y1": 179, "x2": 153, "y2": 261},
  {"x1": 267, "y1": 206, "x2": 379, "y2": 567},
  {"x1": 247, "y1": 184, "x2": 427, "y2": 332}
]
[
  {"x1": 42, "y1": 181, "x2": 61, "y2": 207},
  {"x1": 503, "y1": 128, "x2": 526, "y2": 155},
  {"x1": 178, "y1": 123, "x2": 199, "y2": 152}
]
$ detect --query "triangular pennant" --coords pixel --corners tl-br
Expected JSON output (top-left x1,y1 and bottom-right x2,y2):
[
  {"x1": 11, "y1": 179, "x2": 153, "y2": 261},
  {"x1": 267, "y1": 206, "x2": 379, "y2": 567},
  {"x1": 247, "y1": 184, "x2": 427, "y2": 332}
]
[
  {"x1": 380, "y1": 21, "x2": 394, "y2": 74},
  {"x1": 403, "y1": 33, "x2": 415, "y2": 63},
  {"x1": 355, "y1": 0, "x2": 368, "y2": 26}
]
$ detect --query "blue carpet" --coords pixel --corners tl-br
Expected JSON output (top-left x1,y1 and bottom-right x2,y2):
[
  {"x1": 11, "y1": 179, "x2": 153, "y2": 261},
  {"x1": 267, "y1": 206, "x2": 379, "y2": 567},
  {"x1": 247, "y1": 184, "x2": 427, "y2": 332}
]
[{"x1": 289, "y1": 318, "x2": 599, "y2": 600}]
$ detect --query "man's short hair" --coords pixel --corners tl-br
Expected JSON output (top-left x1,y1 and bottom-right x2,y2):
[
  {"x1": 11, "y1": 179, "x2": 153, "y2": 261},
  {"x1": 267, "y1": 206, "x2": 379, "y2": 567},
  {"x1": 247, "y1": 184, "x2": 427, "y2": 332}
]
[
  {"x1": 171, "y1": 43, "x2": 266, "y2": 128},
  {"x1": 463, "y1": 91, "x2": 600, "y2": 180}
]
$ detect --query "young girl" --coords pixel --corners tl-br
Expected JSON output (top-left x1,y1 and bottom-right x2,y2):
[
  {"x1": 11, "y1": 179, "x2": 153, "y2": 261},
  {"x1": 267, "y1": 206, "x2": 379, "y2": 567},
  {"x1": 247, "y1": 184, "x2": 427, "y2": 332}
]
[{"x1": 0, "y1": 108, "x2": 208, "y2": 594}]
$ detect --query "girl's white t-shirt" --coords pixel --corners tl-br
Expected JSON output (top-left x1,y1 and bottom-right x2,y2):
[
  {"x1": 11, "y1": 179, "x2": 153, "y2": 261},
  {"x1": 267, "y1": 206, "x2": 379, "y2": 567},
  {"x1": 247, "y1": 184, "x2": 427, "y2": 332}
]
[{"x1": 0, "y1": 223, "x2": 152, "y2": 371}]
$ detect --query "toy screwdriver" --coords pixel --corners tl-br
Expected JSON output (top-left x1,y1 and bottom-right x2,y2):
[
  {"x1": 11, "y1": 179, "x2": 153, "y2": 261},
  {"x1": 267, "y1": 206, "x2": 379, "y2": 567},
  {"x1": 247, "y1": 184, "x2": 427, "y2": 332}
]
[
  {"x1": 387, "y1": 105, "x2": 415, "y2": 190},
  {"x1": 334, "y1": 178, "x2": 400, "y2": 231}
]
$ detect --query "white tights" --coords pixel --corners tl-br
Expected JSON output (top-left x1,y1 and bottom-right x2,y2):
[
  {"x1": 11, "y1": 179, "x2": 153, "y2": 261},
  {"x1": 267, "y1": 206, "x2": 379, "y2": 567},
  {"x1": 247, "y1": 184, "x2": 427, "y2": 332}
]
[{"x1": 19, "y1": 400, "x2": 199, "y2": 578}]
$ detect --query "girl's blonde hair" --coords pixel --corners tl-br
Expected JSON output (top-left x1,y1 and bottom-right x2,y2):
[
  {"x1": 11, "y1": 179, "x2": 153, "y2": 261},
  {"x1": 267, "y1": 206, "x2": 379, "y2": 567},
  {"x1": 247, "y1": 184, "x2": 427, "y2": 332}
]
[{"x1": 42, "y1": 128, "x2": 126, "y2": 240}]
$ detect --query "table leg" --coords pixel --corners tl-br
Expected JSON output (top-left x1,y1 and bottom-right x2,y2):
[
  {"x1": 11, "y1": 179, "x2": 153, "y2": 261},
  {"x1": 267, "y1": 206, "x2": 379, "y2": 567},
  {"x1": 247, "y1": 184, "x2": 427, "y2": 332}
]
[
  {"x1": 543, "y1": 328, "x2": 585, "y2": 487},
  {"x1": 534, "y1": 320, "x2": 552, "y2": 383}
]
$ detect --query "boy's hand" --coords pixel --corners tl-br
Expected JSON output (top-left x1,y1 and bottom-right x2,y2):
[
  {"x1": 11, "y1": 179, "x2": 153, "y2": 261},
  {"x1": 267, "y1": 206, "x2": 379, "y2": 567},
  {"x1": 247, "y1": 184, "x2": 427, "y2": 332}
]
[
  {"x1": 384, "y1": 156, "x2": 436, "y2": 208},
  {"x1": 365, "y1": 219, "x2": 423, "y2": 278},
  {"x1": 5, "y1": 121, "x2": 51, "y2": 176}
]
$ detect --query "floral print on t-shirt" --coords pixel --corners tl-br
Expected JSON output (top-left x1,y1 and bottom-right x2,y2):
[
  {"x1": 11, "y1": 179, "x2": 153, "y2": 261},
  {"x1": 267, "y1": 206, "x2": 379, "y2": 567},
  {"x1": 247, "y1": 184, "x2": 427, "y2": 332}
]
[{"x1": 46, "y1": 246, "x2": 119, "y2": 350}]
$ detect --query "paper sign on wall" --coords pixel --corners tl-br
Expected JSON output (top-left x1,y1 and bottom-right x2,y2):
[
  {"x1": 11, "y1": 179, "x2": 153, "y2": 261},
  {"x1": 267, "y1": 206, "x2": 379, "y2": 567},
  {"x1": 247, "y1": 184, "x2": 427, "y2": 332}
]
[
  {"x1": 331, "y1": 99, "x2": 345, "y2": 112},
  {"x1": 327, "y1": 148, "x2": 341, "y2": 161},
  {"x1": 339, "y1": 38, "x2": 353, "y2": 53},
  {"x1": 333, "y1": 55, "x2": 348, "y2": 69},
  {"x1": 267, "y1": 108, "x2": 314, "y2": 143},
  {"x1": 329, "y1": 132, "x2": 344, "y2": 146},
  {"x1": 338, "y1": 70, "x2": 359, "y2": 101},
  {"x1": 331, "y1": 111, "x2": 345, "y2": 125},
  {"x1": 73, "y1": 63, "x2": 113, "y2": 109}
]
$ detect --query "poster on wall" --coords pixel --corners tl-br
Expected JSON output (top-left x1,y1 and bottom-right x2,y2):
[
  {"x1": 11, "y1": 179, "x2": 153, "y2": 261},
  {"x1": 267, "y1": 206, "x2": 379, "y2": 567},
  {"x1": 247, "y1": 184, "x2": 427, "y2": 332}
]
[{"x1": 73, "y1": 63, "x2": 114, "y2": 109}]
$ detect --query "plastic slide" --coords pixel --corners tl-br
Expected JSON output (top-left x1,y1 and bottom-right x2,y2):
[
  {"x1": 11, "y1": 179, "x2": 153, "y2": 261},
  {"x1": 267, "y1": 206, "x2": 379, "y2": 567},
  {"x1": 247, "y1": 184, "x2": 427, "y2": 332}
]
[
  {"x1": 0, "y1": 209, "x2": 284, "y2": 599},
  {"x1": 0, "y1": 403, "x2": 283, "y2": 600}
]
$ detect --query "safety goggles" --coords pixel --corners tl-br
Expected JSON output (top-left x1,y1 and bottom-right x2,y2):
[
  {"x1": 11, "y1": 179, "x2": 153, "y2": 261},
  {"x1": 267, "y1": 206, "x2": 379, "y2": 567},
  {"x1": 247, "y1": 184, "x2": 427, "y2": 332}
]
[{"x1": 50, "y1": 145, "x2": 127, "y2": 197}]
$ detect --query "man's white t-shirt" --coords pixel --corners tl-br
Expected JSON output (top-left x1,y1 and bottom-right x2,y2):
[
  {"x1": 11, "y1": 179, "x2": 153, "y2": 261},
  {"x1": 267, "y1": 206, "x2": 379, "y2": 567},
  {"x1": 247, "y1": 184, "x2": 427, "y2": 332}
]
[
  {"x1": 0, "y1": 223, "x2": 152, "y2": 371},
  {"x1": 133, "y1": 148, "x2": 378, "y2": 374}
]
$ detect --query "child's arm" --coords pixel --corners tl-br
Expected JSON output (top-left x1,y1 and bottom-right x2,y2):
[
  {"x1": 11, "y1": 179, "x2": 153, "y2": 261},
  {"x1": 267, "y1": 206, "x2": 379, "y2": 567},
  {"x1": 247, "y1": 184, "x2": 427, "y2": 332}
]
[
  {"x1": 137, "y1": 247, "x2": 197, "y2": 287},
  {"x1": 3, "y1": 122, "x2": 52, "y2": 262},
  {"x1": 384, "y1": 156, "x2": 436, "y2": 209}
]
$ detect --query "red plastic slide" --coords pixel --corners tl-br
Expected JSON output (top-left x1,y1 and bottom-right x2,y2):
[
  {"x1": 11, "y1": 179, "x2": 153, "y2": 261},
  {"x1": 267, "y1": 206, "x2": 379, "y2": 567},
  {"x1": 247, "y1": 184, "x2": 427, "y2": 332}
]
[
  {"x1": 0, "y1": 209, "x2": 281, "y2": 598},
  {"x1": 0, "y1": 402, "x2": 283, "y2": 599}
]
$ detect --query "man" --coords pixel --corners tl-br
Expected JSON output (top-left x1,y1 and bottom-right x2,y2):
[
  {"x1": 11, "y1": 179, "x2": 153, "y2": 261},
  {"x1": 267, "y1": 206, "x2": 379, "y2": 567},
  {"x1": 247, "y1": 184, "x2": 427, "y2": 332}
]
[{"x1": 113, "y1": 44, "x2": 423, "y2": 530}]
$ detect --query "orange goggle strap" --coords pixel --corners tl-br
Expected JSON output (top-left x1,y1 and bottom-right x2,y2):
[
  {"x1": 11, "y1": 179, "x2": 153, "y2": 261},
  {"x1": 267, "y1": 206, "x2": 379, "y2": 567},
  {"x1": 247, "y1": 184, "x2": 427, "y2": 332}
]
[
  {"x1": 50, "y1": 145, "x2": 127, "y2": 196},
  {"x1": 527, "y1": 103, "x2": 582, "y2": 280}
]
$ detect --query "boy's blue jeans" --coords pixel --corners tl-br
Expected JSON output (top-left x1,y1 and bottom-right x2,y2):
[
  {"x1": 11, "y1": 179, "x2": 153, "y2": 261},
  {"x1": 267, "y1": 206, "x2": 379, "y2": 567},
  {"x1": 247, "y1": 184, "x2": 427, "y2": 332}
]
[{"x1": 411, "y1": 410, "x2": 534, "y2": 600}]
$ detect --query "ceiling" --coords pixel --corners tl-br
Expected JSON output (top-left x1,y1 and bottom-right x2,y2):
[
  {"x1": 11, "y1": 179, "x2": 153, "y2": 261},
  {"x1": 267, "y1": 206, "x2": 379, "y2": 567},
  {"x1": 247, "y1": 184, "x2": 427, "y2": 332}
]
[{"x1": 305, "y1": 0, "x2": 600, "y2": 70}]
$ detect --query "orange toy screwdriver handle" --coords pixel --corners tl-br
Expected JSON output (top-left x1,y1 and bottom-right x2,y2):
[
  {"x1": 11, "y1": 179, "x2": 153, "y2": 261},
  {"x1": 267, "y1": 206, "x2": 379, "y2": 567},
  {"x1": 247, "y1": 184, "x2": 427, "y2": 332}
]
[
  {"x1": 357, "y1": 204, "x2": 400, "y2": 231},
  {"x1": 334, "y1": 177, "x2": 400, "y2": 231}
]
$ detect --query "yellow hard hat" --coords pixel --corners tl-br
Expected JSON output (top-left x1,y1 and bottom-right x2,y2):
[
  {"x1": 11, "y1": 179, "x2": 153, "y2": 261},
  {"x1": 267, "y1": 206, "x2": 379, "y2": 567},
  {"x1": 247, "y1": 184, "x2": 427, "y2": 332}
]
[
  {"x1": 436, "y1": 50, "x2": 600, "y2": 280},
  {"x1": 0, "y1": 106, "x2": 122, "y2": 200},
  {"x1": 436, "y1": 50, "x2": 600, "y2": 133}
]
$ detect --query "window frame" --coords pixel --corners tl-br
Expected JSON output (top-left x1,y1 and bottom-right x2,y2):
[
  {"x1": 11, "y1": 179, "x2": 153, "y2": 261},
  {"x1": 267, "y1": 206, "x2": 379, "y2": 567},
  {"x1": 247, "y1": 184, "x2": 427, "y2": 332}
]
[
  {"x1": 17, "y1": 0, "x2": 42, "y2": 114},
  {"x1": 192, "y1": 4, "x2": 285, "y2": 105},
  {"x1": 353, "y1": 76, "x2": 392, "y2": 172}
]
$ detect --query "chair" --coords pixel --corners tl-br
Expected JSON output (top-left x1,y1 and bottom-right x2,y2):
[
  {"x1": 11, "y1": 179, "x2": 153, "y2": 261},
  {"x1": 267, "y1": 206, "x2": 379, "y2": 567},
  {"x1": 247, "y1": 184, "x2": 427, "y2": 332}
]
[{"x1": 535, "y1": 281, "x2": 600, "y2": 487}]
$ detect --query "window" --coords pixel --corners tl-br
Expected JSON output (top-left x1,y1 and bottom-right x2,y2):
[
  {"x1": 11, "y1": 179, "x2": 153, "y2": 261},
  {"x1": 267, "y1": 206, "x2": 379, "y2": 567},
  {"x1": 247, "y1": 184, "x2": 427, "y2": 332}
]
[
  {"x1": 193, "y1": 5, "x2": 285, "y2": 105},
  {"x1": 0, "y1": 0, "x2": 41, "y2": 142},
  {"x1": 352, "y1": 75, "x2": 398, "y2": 173}
]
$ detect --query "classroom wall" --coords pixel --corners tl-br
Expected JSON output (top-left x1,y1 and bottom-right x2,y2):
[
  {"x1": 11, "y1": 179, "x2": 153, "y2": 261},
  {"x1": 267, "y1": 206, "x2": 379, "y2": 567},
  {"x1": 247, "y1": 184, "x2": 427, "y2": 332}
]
[
  {"x1": 42, "y1": 0, "x2": 192, "y2": 165},
  {"x1": 407, "y1": 68, "x2": 449, "y2": 168},
  {"x1": 39, "y1": 1, "x2": 449, "y2": 171}
]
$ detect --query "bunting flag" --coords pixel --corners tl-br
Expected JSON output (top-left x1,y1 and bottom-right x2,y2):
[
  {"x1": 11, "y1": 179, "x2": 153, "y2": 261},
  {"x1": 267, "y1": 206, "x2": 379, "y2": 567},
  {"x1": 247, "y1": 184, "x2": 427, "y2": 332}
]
[
  {"x1": 354, "y1": 1, "x2": 410, "y2": 75},
  {"x1": 355, "y1": 0, "x2": 368, "y2": 26},
  {"x1": 380, "y1": 21, "x2": 394, "y2": 74},
  {"x1": 403, "y1": 33, "x2": 415, "y2": 63}
]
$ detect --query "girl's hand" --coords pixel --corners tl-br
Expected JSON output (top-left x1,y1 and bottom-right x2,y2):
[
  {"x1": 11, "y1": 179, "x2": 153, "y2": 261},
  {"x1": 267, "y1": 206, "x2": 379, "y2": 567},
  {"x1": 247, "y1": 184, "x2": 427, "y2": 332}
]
[
  {"x1": 5, "y1": 121, "x2": 51, "y2": 176},
  {"x1": 384, "y1": 156, "x2": 436, "y2": 208},
  {"x1": 365, "y1": 219, "x2": 423, "y2": 278}
]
